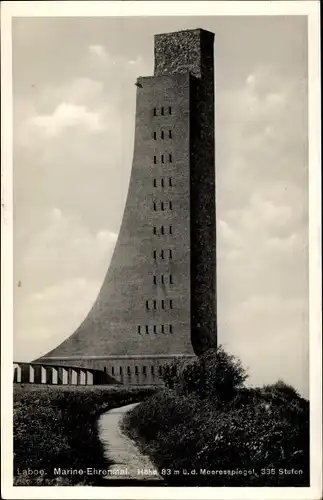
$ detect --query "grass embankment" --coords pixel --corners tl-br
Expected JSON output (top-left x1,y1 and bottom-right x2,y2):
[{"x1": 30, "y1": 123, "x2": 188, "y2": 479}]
[
  {"x1": 122, "y1": 348, "x2": 309, "y2": 487},
  {"x1": 14, "y1": 384, "x2": 156, "y2": 485}
]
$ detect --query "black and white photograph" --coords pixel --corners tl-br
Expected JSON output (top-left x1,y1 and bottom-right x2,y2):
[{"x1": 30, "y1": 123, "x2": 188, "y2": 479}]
[{"x1": 1, "y1": 1, "x2": 321, "y2": 499}]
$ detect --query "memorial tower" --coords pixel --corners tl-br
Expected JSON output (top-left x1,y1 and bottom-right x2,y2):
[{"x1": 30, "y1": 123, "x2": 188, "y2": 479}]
[{"x1": 37, "y1": 28, "x2": 217, "y2": 385}]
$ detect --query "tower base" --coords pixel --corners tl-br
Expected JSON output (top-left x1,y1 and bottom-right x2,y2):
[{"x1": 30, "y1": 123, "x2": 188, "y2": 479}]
[{"x1": 37, "y1": 354, "x2": 196, "y2": 386}]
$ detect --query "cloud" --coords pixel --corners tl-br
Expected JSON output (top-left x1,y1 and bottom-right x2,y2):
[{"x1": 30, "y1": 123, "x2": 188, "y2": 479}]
[
  {"x1": 216, "y1": 64, "x2": 308, "y2": 396},
  {"x1": 128, "y1": 56, "x2": 143, "y2": 66},
  {"x1": 27, "y1": 102, "x2": 104, "y2": 137},
  {"x1": 14, "y1": 208, "x2": 118, "y2": 360},
  {"x1": 13, "y1": 72, "x2": 133, "y2": 243},
  {"x1": 45, "y1": 77, "x2": 104, "y2": 107},
  {"x1": 12, "y1": 28, "x2": 308, "y2": 396},
  {"x1": 223, "y1": 294, "x2": 308, "y2": 396},
  {"x1": 19, "y1": 208, "x2": 117, "y2": 286},
  {"x1": 89, "y1": 44, "x2": 108, "y2": 59},
  {"x1": 15, "y1": 277, "x2": 103, "y2": 361},
  {"x1": 14, "y1": 77, "x2": 106, "y2": 150},
  {"x1": 88, "y1": 44, "x2": 119, "y2": 67},
  {"x1": 41, "y1": 77, "x2": 104, "y2": 107}
]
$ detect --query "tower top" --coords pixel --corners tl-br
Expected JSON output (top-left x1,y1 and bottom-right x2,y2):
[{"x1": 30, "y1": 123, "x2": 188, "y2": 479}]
[{"x1": 154, "y1": 28, "x2": 215, "y2": 79}]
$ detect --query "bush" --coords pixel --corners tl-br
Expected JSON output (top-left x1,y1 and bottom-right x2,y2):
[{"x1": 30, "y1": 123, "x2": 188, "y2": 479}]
[
  {"x1": 14, "y1": 385, "x2": 156, "y2": 485},
  {"x1": 122, "y1": 389, "x2": 203, "y2": 444},
  {"x1": 162, "y1": 346, "x2": 248, "y2": 405},
  {"x1": 123, "y1": 350, "x2": 309, "y2": 486},
  {"x1": 160, "y1": 357, "x2": 190, "y2": 390}
]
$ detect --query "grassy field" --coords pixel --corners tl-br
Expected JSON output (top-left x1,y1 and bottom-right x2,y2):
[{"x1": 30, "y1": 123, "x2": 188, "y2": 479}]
[{"x1": 14, "y1": 384, "x2": 157, "y2": 486}]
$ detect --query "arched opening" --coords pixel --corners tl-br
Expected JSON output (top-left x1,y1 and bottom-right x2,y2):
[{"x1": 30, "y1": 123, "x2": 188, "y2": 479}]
[{"x1": 13, "y1": 364, "x2": 22, "y2": 383}]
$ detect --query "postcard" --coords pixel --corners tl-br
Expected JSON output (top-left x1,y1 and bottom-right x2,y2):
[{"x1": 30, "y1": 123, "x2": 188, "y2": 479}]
[{"x1": 1, "y1": 1, "x2": 321, "y2": 499}]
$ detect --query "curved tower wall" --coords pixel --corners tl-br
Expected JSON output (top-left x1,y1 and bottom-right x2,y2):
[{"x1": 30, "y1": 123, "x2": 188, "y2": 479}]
[{"x1": 36, "y1": 29, "x2": 216, "y2": 385}]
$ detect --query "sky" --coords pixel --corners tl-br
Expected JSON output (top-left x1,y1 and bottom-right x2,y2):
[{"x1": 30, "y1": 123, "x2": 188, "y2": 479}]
[{"x1": 12, "y1": 15, "x2": 309, "y2": 396}]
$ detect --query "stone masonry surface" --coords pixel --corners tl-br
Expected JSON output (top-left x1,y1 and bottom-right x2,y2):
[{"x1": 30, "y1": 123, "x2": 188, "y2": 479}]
[{"x1": 37, "y1": 29, "x2": 217, "y2": 384}]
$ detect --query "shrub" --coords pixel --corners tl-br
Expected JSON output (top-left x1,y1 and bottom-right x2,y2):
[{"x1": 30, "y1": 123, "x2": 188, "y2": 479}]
[
  {"x1": 123, "y1": 385, "x2": 309, "y2": 486},
  {"x1": 160, "y1": 357, "x2": 191, "y2": 390},
  {"x1": 122, "y1": 389, "x2": 203, "y2": 444},
  {"x1": 123, "y1": 350, "x2": 309, "y2": 487},
  {"x1": 14, "y1": 385, "x2": 156, "y2": 485},
  {"x1": 162, "y1": 346, "x2": 248, "y2": 405}
]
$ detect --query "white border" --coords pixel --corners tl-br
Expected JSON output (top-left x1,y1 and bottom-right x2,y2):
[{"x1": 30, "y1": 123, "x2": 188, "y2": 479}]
[{"x1": 1, "y1": 2, "x2": 321, "y2": 499}]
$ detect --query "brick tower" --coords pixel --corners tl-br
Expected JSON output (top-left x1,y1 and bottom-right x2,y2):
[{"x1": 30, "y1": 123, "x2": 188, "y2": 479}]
[{"x1": 36, "y1": 29, "x2": 217, "y2": 385}]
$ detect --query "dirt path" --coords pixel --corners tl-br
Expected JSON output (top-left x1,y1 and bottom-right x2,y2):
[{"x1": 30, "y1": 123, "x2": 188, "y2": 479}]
[{"x1": 98, "y1": 402, "x2": 163, "y2": 482}]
